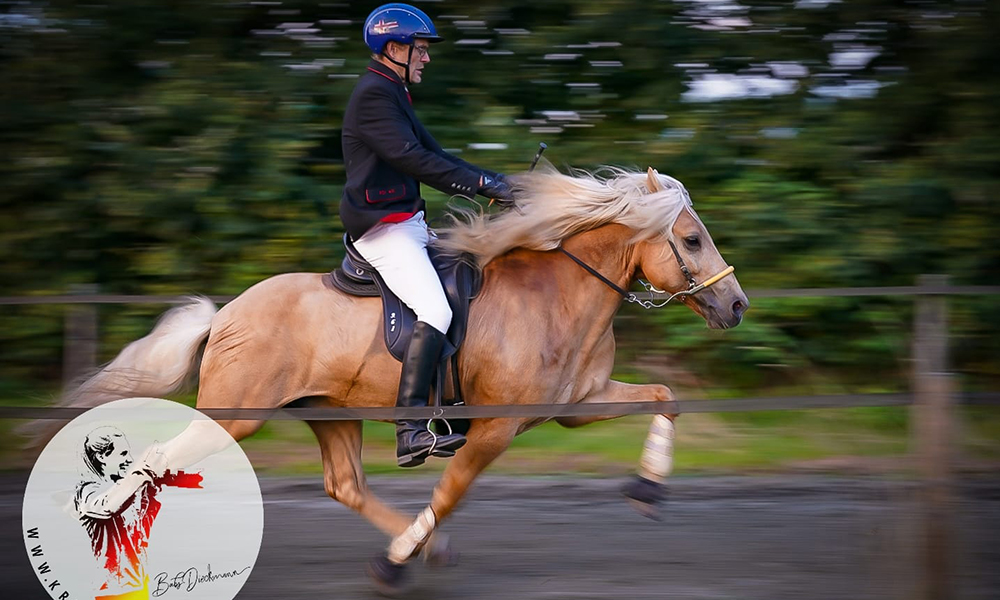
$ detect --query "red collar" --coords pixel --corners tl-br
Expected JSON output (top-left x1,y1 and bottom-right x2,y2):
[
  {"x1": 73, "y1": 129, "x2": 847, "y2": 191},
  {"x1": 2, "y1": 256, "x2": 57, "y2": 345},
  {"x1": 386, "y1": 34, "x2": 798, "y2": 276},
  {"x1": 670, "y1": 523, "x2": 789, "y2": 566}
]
[
  {"x1": 367, "y1": 66, "x2": 402, "y2": 85},
  {"x1": 367, "y1": 60, "x2": 404, "y2": 84}
]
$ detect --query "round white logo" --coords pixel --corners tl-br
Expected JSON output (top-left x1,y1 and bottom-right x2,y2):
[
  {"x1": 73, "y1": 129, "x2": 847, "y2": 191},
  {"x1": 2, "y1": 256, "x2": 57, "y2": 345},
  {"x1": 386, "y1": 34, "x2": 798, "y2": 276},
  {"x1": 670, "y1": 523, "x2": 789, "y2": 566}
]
[{"x1": 23, "y1": 397, "x2": 263, "y2": 600}]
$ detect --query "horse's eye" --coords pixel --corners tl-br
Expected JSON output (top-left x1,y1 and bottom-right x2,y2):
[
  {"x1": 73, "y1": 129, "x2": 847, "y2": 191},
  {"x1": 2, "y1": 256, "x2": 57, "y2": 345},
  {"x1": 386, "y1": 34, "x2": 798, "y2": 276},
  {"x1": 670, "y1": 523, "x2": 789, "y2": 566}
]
[{"x1": 684, "y1": 236, "x2": 701, "y2": 250}]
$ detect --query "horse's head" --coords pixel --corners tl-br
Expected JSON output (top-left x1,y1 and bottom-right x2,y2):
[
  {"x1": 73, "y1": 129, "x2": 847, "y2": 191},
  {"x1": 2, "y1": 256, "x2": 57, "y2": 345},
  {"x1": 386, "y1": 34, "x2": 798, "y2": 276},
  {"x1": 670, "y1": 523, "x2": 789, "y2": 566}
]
[{"x1": 634, "y1": 168, "x2": 749, "y2": 330}]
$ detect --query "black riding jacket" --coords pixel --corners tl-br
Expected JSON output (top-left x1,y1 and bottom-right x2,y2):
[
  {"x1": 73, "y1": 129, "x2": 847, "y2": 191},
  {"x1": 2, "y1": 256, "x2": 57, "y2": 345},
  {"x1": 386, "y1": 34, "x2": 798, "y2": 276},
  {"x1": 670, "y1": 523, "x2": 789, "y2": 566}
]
[{"x1": 339, "y1": 60, "x2": 494, "y2": 240}]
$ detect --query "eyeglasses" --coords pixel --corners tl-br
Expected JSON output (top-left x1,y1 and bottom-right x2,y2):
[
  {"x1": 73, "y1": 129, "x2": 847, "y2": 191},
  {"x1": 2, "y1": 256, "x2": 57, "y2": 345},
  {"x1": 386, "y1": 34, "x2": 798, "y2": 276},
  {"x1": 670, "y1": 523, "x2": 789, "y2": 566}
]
[{"x1": 412, "y1": 45, "x2": 430, "y2": 58}]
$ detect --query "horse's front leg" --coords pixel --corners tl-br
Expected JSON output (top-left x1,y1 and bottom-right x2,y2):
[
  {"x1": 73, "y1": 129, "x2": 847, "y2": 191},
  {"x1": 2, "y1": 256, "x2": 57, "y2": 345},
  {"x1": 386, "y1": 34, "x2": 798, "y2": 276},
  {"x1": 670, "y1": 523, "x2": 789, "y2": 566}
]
[
  {"x1": 557, "y1": 380, "x2": 678, "y2": 519},
  {"x1": 555, "y1": 379, "x2": 675, "y2": 428},
  {"x1": 367, "y1": 418, "x2": 518, "y2": 592}
]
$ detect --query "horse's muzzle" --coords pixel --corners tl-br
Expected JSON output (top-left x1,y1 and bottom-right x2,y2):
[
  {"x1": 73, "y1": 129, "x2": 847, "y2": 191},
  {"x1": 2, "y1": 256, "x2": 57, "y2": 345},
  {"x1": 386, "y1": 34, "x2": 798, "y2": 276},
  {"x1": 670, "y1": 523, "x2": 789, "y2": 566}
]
[{"x1": 704, "y1": 291, "x2": 749, "y2": 330}]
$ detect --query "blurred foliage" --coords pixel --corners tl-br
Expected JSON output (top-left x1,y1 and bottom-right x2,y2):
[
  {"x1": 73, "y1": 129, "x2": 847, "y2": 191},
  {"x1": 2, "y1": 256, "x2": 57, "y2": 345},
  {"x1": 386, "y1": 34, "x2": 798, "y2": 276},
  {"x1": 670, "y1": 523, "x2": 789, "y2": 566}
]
[{"x1": 1, "y1": 0, "x2": 998, "y2": 395}]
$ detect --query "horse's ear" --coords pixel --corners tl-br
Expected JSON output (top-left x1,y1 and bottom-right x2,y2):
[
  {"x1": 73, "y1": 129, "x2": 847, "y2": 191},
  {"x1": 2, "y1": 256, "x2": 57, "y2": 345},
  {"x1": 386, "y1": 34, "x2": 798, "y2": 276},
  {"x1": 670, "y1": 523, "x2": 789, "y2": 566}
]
[{"x1": 646, "y1": 167, "x2": 662, "y2": 193}]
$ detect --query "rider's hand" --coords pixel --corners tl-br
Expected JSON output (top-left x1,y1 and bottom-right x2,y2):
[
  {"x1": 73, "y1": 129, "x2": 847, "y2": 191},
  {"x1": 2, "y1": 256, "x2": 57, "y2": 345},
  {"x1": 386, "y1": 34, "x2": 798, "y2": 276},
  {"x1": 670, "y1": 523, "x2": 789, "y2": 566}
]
[{"x1": 478, "y1": 173, "x2": 514, "y2": 202}]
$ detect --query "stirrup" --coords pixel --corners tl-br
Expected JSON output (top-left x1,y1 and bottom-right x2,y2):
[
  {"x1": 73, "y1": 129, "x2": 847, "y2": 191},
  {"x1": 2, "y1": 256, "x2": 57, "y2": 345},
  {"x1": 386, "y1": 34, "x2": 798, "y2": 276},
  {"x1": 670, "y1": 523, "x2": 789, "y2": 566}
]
[{"x1": 426, "y1": 409, "x2": 465, "y2": 457}]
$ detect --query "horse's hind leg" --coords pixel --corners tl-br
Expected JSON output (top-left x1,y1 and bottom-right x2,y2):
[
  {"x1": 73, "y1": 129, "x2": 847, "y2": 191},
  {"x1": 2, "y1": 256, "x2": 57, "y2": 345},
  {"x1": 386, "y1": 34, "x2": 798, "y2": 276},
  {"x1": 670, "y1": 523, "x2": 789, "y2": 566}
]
[
  {"x1": 307, "y1": 420, "x2": 413, "y2": 538},
  {"x1": 157, "y1": 386, "x2": 268, "y2": 471},
  {"x1": 157, "y1": 340, "x2": 275, "y2": 471},
  {"x1": 156, "y1": 417, "x2": 265, "y2": 472}
]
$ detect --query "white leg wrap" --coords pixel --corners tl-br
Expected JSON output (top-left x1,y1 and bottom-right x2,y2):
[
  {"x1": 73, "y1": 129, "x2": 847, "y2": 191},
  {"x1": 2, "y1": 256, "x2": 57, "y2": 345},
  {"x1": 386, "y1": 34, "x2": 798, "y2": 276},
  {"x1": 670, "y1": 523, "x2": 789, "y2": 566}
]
[
  {"x1": 638, "y1": 415, "x2": 674, "y2": 484},
  {"x1": 387, "y1": 506, "x2": 437, "y2": 564}
]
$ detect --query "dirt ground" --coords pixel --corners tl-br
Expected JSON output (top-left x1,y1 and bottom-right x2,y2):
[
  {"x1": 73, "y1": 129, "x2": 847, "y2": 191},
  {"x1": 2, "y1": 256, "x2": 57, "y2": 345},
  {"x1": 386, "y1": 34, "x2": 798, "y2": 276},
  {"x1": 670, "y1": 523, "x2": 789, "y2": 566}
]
[{"x1": 3, "y1": 473, "x2": 998, "y2": 600}]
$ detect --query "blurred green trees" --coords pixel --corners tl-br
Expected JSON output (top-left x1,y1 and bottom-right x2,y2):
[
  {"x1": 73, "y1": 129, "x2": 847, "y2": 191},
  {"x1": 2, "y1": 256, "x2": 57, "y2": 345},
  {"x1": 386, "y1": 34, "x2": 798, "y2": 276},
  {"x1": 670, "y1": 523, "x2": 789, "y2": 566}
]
[{"x1": 1, "y1": 0, "x2": 997, "y2": 394}]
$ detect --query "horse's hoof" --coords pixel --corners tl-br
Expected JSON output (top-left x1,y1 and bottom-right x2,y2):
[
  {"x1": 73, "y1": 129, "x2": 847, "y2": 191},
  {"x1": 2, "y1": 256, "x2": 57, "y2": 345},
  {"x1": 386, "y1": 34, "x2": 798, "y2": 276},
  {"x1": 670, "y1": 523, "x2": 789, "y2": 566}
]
[
  {"x1": 423, "y1": 532, "x2": 460, "y2": 568},
  {"x1": 621, "y1": 475, "x2": 666, "y2": 521},
  {"x1": 367, "y1": 553, "x2": 409, "y2": 596}
]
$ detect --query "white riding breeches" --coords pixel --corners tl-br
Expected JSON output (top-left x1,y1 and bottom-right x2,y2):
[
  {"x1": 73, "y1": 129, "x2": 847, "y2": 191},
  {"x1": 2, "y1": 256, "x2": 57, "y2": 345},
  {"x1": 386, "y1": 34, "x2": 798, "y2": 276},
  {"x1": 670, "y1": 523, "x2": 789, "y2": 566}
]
[{"x1": 352, "y1": 212, "x2": 453, "y2": 335}]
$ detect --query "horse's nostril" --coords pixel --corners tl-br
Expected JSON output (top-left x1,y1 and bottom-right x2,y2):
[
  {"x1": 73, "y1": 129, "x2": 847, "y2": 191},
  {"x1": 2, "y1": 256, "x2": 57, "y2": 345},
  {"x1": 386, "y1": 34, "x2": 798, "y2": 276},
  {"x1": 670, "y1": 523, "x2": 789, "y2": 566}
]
[{"x1": 732, "y1": 300, "x2": 746, "y2": 317}]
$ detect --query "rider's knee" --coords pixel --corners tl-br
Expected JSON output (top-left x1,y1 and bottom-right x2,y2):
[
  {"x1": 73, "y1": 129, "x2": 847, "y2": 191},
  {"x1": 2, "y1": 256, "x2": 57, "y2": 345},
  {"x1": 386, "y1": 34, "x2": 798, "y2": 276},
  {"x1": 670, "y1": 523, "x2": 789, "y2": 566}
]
[{"x1": 421, "y1": 304, "x2": 453, "y2": 334}]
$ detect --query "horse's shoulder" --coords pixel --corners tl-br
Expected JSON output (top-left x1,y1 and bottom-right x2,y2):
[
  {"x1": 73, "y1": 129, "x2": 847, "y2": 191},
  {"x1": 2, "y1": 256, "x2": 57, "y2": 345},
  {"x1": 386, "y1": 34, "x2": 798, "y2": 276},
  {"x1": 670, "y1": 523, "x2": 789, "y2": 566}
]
[{"x1": 482, "y1": 248, "x2": 564, "y2": 294}]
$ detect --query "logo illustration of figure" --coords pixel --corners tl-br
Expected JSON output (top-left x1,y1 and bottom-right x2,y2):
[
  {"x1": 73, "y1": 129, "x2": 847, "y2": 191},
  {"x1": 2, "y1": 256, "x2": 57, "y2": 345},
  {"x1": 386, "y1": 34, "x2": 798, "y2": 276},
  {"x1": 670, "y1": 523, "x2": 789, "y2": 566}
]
[{"x1": 74, "y1": 426, "x2": 202, "y2": 600}]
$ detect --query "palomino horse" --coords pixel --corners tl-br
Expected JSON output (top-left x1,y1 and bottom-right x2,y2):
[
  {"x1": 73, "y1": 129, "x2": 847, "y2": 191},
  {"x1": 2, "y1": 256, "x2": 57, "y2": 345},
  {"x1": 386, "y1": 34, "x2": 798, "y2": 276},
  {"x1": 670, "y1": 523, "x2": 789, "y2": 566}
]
[{"x1": 47, "y1": 166, "x2": 748, "y2": 591}]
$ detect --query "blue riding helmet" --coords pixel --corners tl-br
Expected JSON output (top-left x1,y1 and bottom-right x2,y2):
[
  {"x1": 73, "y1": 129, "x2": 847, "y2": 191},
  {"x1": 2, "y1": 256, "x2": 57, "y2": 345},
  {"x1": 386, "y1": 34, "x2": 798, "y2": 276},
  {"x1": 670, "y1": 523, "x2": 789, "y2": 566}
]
[
  {"x1": 364, "y1": 3, "x2": 443, "y2": 55},
  {"x1": 365, "y1": 3, "x2": 444, "y2": 54}
]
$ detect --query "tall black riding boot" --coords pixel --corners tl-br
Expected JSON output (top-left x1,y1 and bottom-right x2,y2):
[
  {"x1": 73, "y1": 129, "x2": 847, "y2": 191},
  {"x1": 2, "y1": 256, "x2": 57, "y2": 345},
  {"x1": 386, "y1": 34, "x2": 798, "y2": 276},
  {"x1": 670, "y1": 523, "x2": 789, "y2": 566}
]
[{"x1": 395, "y1": 321, "x2": 467, "y2": 468}]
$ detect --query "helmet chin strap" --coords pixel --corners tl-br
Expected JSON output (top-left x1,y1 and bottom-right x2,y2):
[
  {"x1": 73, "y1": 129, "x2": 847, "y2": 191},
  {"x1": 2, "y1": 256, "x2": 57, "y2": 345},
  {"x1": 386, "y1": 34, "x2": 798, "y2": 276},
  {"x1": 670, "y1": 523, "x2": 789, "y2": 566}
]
[{"x1": 383, "y1": 44, "x2": 414, "y2": 85}]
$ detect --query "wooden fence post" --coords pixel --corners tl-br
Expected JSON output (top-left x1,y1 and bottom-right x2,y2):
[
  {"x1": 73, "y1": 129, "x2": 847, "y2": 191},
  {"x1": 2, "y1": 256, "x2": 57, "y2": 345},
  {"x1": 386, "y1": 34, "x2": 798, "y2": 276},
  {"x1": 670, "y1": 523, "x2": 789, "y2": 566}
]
[
  {"x1": 911, "y1": 274, "x2": 955, "y2": 600},
  {"x1": 63, "y1": 284, "x2": 98, "y2": 386}
]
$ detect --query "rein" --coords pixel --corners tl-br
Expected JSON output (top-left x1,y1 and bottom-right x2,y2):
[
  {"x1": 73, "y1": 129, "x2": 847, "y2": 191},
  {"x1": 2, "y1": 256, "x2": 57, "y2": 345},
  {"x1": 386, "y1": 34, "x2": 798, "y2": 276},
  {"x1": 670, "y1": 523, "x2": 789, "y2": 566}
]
[{"x1": 557, "y1": 245, "x2": 735, "y2": 310}]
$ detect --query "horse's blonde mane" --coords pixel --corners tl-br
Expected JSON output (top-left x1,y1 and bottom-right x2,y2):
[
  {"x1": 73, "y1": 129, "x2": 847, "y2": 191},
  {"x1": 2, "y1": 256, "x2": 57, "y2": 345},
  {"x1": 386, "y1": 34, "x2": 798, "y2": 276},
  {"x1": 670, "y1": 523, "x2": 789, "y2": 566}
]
[{"x1": 433, "y1": 165, "x2": 693, "y2": 266}]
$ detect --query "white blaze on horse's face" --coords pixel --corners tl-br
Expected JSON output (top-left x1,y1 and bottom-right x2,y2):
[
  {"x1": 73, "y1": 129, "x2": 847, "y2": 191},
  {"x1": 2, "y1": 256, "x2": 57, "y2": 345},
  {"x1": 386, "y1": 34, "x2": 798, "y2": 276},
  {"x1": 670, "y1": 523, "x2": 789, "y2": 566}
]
[{"x1": 636, "y1": 168, "x2": 749, "y2": 330}]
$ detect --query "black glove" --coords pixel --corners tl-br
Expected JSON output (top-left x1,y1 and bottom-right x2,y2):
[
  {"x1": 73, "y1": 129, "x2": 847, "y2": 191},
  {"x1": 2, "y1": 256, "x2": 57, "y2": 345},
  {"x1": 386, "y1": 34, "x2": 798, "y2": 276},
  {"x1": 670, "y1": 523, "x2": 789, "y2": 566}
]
[{"x1": 478, "y1": 173, "x2": 514, "y2": 201}]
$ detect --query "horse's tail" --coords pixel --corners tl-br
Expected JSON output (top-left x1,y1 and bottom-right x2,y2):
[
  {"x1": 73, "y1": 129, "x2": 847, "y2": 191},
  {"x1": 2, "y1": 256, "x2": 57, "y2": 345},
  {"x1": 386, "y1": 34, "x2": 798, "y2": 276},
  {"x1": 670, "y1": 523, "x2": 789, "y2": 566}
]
[{"x1": 21, "y1": 297, "x2": 218, "y2": 450}]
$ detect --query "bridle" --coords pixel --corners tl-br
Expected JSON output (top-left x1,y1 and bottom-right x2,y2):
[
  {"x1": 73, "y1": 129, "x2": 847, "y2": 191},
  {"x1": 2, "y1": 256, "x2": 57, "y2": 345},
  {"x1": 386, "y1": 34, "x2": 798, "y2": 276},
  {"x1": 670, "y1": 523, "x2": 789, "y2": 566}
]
[
  {"x1": 558, "y1": 241, "x2": 734, "y2": 310},
  {"x1": 519, "y1": 144, "x2": 735, "y2": 309}
]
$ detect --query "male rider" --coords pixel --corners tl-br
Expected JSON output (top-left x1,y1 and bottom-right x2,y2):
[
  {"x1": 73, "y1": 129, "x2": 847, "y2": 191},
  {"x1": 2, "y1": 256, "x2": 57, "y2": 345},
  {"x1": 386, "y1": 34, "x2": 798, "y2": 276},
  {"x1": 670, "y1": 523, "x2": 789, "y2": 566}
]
[{"x1": 340, "y1": 4, "x2": 513, "y2": 467}]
